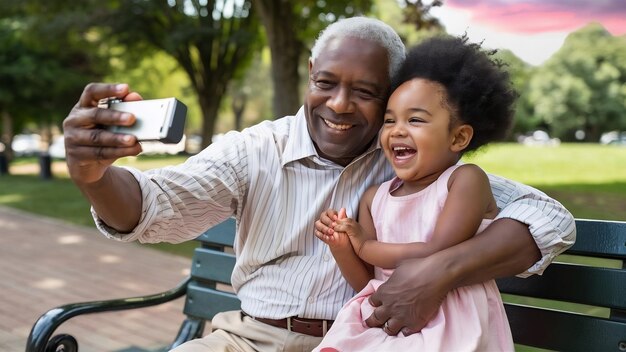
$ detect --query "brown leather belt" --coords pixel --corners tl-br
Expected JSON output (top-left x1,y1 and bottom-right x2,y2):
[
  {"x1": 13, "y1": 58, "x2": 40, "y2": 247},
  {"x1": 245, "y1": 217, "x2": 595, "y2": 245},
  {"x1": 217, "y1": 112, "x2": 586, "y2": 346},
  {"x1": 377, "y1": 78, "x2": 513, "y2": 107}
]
[{"x1": 242, "y1": 311, "x2": 334, "y2": 337}]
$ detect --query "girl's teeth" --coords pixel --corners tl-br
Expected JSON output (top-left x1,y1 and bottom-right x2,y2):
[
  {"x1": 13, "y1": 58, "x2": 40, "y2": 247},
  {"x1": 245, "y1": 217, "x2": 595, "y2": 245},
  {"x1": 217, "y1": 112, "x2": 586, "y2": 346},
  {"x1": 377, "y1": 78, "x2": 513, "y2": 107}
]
[{"x1": 392, "y1": 146, "x2": 416, "y2": 159}]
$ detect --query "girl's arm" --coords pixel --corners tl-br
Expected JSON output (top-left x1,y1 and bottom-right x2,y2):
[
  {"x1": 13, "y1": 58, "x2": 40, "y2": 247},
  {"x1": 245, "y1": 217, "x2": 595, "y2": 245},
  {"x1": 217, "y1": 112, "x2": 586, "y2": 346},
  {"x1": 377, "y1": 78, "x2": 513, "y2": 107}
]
[{"x1": 350, "y1": 164, "x2": 497, "y2": 269}]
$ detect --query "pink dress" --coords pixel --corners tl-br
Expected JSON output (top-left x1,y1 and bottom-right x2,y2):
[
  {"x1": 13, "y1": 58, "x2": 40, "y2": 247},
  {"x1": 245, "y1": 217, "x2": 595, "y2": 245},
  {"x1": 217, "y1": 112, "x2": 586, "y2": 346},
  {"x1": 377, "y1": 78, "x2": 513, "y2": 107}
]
[{"x1": 314, "y1": 165, "x2": 514, "y2": 351}]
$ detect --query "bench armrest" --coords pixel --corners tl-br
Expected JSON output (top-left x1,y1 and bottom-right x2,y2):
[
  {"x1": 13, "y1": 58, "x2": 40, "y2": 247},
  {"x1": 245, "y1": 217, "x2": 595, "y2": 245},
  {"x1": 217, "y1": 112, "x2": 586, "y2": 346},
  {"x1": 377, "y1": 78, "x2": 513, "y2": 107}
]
[{"x1": 26, "y1": 276, "x2": 191, "y2": 352}]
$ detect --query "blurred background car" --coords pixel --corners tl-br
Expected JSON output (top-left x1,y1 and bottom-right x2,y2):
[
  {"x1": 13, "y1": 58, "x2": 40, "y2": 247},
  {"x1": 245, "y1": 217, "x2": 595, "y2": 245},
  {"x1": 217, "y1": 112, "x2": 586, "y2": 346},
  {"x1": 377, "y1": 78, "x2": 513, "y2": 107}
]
[
  {"x1": 12, "y1": 134, "x2": 42, "y2": 157},
  {"x1": 48, "y1": 136, "x2": 66, "y2": 159},
  {"x1": 139, "y1": 135, "x2": 187, "y2": 155},
  {"x1": 600, "y1": 131, "x2": 626, "y2": 145},
  {"x1": 518, "y1": 130, "x2": 561, "y2": 146}
]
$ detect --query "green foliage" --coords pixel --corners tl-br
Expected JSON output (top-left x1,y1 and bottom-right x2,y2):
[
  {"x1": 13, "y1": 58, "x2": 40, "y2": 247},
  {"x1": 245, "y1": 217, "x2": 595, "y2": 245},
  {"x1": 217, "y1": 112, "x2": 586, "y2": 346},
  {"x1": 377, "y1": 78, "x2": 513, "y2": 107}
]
[
  {"x1": 526, "y1": 23, "x2": 626, "y2": 141},
  {"x1": 291, "y1": 0, "x2": 374, "y2": 49},
  {"x1": 223, "y1": 50, "x2": 274, "y2": 129},
  {"x1": 106, "y1": 51, "x2": 204, "y2": 133},
  {"x1": 96, "y1": 0, "x2": 263, "y2": 147},
  {"x1": 372, "y1": 0, "x2": 445, "y2": 46},
  {"x1": 493, "y1": 50, "x2": 541, "y2": 137},
  {"x1": 0, "y1": 3, "x2": 108, "y2": 159}
]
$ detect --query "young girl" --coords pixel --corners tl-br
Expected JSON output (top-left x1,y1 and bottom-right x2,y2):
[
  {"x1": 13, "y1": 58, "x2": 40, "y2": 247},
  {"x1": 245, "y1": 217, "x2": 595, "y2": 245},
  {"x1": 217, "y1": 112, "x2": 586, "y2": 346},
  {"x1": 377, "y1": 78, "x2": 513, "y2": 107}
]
[{"x1": 313, "y1": 36, "x2": 518, "y2": 351}]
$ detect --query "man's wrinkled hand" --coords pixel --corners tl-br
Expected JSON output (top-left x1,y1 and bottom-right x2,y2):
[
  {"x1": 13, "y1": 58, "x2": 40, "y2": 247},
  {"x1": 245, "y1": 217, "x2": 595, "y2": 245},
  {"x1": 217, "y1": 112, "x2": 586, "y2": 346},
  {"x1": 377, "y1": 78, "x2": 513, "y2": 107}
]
[
  {"x1": 365, "y1": 257, "x2": 449, "y2": 336},
  {"x1": 63, "y1": 83, "x2": 143, "y2": 184}
]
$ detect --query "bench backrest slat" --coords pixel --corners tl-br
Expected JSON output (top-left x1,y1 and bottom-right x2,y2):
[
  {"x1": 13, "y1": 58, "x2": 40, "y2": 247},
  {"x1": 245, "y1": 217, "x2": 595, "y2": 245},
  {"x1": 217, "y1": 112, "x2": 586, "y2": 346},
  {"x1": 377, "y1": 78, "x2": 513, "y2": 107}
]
[
  {"x1": 504, "y1": 304, "x2": 626, "y2": 351},
  {"x1": 196, "y1": 218, "x2": 237, "y2": 247},
  {"x1": 567, "y1": 219, "x2": 626, "y2": 258},
  {"x1": 184, "y1": 218, "x2": 240, "y2": 320},
  {"x1": 497, "y1": 218, "x2": 626, "y2": 351},
  {"x1": 185, "y1": 282, "x2": 240, "y2": 320},
  {"x1": 497, "y1": 264, "x2": 626, "y2": 310},
  {"x1": 191, "y1": 248, "x2": 236, "y2": 285}
]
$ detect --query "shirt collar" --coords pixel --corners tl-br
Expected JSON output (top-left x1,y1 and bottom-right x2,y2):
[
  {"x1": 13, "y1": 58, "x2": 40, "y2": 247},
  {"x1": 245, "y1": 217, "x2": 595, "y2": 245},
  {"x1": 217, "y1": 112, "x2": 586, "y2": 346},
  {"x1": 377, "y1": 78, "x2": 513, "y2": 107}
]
[
  {"x1": 282, "y1": 107, "x2": 318, "y2": 166},
  {"x1": 282, "y1": 106, "x2": 383, "y2": 167}
]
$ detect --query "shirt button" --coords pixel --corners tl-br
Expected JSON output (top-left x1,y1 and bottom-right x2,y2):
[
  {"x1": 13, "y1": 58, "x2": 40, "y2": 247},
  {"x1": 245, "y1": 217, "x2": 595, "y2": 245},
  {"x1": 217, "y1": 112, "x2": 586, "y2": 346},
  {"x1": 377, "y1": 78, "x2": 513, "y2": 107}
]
[
  {"x1": 308, "y1": 297, "x2": 315, "y2": 303},
  {"x1": 323, "y1": 254, "x2": 330, "y2": 261}
]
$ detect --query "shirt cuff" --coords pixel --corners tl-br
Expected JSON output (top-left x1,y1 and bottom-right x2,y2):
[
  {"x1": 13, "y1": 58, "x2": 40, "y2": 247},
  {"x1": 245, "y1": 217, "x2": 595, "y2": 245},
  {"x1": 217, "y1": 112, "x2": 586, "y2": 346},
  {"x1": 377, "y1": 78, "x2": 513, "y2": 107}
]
[
  {"x1": 91, "y1": 166, "x2": 159, "y2": 243},
  {"x1": 496, "y1": 203, "x2": 575, "y2": 277}
]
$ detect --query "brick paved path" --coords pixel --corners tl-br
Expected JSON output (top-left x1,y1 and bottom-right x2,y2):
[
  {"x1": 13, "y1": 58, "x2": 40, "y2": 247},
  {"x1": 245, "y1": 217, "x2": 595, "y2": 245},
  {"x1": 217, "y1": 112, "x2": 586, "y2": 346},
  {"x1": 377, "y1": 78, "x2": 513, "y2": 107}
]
[{"x1": 0, "y1": 206, "x2": 193, "y2": 352}]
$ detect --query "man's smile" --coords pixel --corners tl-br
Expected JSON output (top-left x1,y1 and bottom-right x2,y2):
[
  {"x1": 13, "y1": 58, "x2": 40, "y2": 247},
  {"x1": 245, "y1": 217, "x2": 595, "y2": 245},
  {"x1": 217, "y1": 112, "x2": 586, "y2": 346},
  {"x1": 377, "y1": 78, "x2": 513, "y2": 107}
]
[{"x1": 323, "y1": 118, "x2": 353, "y2": 131}]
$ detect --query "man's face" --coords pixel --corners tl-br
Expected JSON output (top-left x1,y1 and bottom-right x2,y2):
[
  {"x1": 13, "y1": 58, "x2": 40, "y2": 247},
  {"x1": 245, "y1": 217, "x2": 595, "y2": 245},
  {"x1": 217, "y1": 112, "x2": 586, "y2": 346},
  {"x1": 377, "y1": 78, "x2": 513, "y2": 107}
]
[{"x1": 305, "y1": 36, "x2": 390, "y2": 166}]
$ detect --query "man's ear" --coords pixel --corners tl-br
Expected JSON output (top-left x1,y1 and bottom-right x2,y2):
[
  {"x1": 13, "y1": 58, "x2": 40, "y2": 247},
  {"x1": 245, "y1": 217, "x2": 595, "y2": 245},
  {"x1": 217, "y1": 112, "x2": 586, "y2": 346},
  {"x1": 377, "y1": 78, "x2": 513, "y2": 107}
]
[
  {"x1": 451, "y1": 124, "x2": 473, "y2": 152},
  {"x1": 308, "y1": 59, "x2": 313, "y2": 74}
]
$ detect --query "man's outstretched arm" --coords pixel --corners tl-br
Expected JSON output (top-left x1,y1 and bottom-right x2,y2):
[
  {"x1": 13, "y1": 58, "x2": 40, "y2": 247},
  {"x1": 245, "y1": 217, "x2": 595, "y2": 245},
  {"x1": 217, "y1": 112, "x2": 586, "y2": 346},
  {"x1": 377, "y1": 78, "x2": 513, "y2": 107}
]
[{"x1": 64, "y1": 83, "x2": 144, "y2": 232}]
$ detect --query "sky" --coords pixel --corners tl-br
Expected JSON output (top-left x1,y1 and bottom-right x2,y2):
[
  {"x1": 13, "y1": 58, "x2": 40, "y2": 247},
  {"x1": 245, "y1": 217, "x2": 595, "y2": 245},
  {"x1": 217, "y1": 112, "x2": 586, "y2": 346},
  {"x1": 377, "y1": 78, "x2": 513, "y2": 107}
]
[{"x1": 429, "y1": 0, "x2": 626, "y2": 65}]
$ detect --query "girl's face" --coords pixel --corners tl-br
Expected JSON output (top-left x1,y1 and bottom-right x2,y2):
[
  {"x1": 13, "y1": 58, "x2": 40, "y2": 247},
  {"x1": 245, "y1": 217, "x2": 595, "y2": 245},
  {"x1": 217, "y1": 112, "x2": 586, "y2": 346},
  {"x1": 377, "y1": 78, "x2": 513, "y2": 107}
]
[{"x1": 381, "y1": 78, "x2": 467, "y2": 190}]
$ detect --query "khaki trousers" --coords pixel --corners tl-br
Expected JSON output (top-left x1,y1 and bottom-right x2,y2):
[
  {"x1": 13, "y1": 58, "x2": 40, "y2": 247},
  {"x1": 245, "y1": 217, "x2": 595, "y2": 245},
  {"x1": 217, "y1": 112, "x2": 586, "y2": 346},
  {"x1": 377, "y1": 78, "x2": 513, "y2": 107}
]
[{"x1": 171, "y1": 310, "x2": 323, "y2": 352}]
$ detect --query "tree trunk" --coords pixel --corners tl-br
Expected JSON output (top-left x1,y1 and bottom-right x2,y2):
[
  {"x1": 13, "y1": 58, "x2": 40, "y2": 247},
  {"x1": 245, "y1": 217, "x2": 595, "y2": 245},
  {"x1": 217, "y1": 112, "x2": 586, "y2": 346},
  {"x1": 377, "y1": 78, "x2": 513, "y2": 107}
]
[
  {"x1": 197, "y1": 85, "x2": 223, "y2": 149},
  {"x1": 1, "y1": 110, "x2": 14, "y2": 162},
  {"x1": 254, "y1": 0, "x2": 303, "y2": 118}
]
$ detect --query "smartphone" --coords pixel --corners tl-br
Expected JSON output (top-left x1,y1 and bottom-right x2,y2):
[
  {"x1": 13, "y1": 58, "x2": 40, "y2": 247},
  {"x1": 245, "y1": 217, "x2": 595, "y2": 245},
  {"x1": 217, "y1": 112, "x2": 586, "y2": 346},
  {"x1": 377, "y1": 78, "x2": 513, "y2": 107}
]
[{"x1": 107, "y1": 98, "x2": 187, "y2": 144}]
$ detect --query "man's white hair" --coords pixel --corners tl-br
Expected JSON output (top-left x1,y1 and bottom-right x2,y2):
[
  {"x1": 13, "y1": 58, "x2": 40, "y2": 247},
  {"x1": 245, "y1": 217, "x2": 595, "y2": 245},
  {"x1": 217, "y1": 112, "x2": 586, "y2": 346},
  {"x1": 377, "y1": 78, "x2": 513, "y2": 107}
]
[{"x1": 310, "y1": 17, "x2": 406, "y2": 80}]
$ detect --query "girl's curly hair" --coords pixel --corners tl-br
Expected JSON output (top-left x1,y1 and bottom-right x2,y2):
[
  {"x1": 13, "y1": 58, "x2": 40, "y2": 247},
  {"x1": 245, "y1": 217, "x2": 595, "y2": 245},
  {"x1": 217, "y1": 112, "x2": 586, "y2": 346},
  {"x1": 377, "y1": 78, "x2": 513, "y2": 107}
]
[{"x1": 391, "y1": 35, "x2": 518, "y2": 153}]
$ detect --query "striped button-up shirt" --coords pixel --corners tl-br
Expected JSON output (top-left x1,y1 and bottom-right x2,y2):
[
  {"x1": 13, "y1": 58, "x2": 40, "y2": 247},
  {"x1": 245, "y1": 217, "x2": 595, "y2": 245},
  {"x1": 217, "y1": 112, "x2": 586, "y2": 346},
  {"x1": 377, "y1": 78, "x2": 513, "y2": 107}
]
[{"x1": 95, "y1": 107, "x2": 575, "y2": 320}]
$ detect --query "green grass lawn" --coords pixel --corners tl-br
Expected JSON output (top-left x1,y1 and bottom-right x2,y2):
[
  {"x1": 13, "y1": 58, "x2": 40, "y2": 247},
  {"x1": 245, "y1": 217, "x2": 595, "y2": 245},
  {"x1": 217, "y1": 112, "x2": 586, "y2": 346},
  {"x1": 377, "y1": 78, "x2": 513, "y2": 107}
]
[
  {"x1": 1, "y1": 143, "x2": 625, "y2": 259},
  {"x1": 463, "y1": 143, "x2": 626, "y2": 221}
]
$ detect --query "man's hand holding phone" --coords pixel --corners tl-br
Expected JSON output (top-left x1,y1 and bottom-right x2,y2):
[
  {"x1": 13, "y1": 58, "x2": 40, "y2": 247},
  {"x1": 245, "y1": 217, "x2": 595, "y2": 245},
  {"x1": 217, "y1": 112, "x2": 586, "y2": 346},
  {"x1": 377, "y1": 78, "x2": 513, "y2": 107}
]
[
  {"x1": 63, "y1": 83, "x2": 187, "y2": 186},
  {"x1": 63, "y1": 83, "x2": 142, "y2": 185}
]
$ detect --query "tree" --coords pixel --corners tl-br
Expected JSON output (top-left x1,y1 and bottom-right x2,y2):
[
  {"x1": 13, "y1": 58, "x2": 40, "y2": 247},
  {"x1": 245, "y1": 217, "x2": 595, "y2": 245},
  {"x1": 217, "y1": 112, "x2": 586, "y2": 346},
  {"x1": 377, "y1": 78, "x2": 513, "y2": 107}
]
[
  {"x1": 96, "y1": 0, "x2": 262, "y2": 148},
  {"x1": 494, "y1": 49, "x2": 540, "y2": 137},
  {"x1": 397, "y1": 0, "x2": 442, "y2": 33},
  {"x1": 527, "y1": 23, "x2": 626, "y2": 141},
  {"x1": 0, "y1": 4, "x2": 107, "y2": 162},
  {"x1": 223, "y1": 49, "x2": 274, "y2": 132},
  {"x1": 254, "y1": 0, "x2": 373, "y2": 118},
  {"x1": 107, "y1": 51, "x2": 204, "y2": 134},
  {"x1": 369, "y1": 0, "x2": 444, "y2": 47}
]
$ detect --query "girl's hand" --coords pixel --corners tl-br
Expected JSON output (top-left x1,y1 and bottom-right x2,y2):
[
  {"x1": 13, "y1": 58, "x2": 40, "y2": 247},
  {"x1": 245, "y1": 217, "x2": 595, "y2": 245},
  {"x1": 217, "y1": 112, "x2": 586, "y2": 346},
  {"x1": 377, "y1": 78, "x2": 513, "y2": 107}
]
[
  {"x1": 315, "y1": 208, "x2": 338, "y2": 242},
  {"x1": 315, "y1": 208, "x2": 352, "y2": 252},
  {"x1": 334, "y1": 208, "x2": 368, "y2": 255}
]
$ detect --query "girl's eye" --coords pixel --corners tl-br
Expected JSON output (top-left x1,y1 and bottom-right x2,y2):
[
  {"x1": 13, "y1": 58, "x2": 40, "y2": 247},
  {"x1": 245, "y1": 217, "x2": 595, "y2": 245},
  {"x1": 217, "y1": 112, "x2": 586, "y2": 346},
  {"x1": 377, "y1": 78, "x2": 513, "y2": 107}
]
[
  {"x1": 409, "y1": 117, "x2": 425, "y2": 123},
  {"x1": 383, "y1": 117, "x2": 395, "y2": 124}
]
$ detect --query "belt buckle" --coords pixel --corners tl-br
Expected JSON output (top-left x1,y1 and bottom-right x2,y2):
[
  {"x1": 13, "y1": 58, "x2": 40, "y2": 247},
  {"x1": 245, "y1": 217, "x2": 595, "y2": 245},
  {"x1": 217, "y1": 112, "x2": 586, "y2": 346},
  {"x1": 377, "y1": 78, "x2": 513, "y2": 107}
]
[
  {"x1": 287, "y1": 316, "x2": 292, "y2": 331},
  {"x1": 322, "y1": 320, "x2": 328, "y2": 336}
]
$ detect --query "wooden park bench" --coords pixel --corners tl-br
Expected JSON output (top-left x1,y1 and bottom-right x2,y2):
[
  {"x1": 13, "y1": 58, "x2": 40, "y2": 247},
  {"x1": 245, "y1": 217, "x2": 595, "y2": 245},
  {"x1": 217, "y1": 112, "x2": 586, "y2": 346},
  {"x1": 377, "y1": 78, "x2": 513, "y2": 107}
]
[{"x1": 26, "y1": 218, "x2": 626, "y2": 352}]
